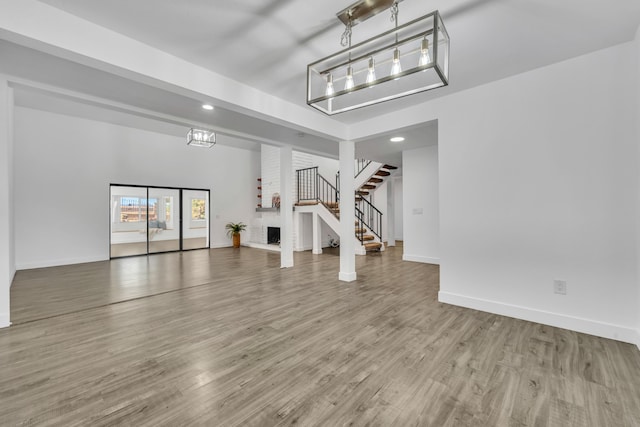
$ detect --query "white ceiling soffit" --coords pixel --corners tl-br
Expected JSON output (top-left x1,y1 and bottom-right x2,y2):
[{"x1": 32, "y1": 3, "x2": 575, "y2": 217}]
[
  {"x1": 12, "y1": 86, "x2": 264, "y2": 153},
  {"x1": 355, "y1": 120, "x2": 438, "y2": 166},
  {"x1": 0, "y1": 40, "x2": 341, "y2": 158}
]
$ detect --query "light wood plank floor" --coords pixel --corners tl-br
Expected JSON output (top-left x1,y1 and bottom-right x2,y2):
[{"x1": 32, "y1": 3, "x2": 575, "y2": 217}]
[{"x1": 3, "y1": 247, "x2": 640, "y2": 426}]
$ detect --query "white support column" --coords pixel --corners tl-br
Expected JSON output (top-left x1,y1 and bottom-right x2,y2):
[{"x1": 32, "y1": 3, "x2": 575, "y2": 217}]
[
  {"x1": 312, "y1": 212, "x2": 322, "y2": 255},
  {"x1": 280, "y1": 146, "x2": 294, "y2": 268},
  {"x1": 0, "y1": 79, "x2": 13, "y2": 328},
  {"x1": 387, "y1": 178, "x2": 396, "y2": 247},
  {"x1": 339, "y1": 140, "x2": 356, "y2": 282}
]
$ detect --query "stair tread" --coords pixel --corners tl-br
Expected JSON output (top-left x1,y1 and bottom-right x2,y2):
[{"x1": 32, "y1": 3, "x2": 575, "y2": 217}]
[
  {"x1": 360, "y1": 235, "x2": 375, "y2": 241},
  {"x1": 375, "y1": 171, "x2": 391, "y2": 176},
  {"x1": 354, "y1": 228, "x2": 367, "y2": 234},
  {"x1": 295, "y1": 201, "x2": 319, "y2": 206},
  {"x1": 361, "y1": 184, "x2": 376, "y2": 190},
  {"x1": 364, "y1": 242, "x2": 383, "y2": 251},
  {"x1": 383, "y1": 164, "x2": 398, "y2": 170},
  {"x1": 357, "y1": 191, "x2": 369, "y2": 195},
  {"x1": 368, "y1": 178, "x2": 383, "y2": 183}
]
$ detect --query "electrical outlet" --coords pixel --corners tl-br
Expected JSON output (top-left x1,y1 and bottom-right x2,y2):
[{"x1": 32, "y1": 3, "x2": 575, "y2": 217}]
[{"x1": 553, "y1": 280, "x2": 567, "y2": 295}]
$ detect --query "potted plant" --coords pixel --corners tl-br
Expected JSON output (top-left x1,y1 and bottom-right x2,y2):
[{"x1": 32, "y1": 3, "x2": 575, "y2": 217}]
[{"x1": 225, "y1": 222, "x2": 247, "y2": 248}]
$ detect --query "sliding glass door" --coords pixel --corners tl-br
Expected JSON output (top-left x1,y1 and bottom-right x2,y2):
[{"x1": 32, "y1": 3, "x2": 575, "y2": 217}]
[
  {"x1": 110, "y1": 184, "x2": 210, "y2": 258},
  {"x1": 182, "y1": 189, "x2": 210, "y2": 250},
  {"x1": 110, "y1": 185, "x2": 149, "y2": 257},
  {"x1": 148, "y1": 188, "x2": 181, "y2": 254}
]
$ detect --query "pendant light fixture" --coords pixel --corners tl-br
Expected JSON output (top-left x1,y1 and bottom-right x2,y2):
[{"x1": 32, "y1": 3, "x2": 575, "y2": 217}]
[
  {"x1": 419, "y1": 37, "x2": 431, "y2": 66},
  {"x1": 307, "y1": 0, "x2": 449, "y2": 115},
  {"x1": 366, "y1": 57, "x2": 376, "y2": 84},
  {"x1": 187, "y1": 128, "x2": 216, "y2": 148},
  {"x1": 389, "y1": 2, "x2": 402, "y2": 78},
  {"x1": 325, "y1": 73, "x2": 335, "y2": 96},
  {"x1": 390, "y1": 48, "x2": 402, "y2": 77},
  {"x1": 344, "y1": 66, "x2": 355, "y2": 90}
]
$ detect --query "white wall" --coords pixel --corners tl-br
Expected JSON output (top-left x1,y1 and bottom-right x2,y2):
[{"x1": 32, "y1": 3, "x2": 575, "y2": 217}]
[
  {"x1": 7, "y1": 87, "x2": 14, "y2": 283},
  {"x1": 311, "y1": 154, "x2": 339, "y2": 182},
  {"x1": 636, "y1": 26, "x2": 640, "y2": 348},
  {"x1": 351, "y1": 41, "x2": 639, "y2": 345},
  {"x1": 14, "y1": 107, "x2": 260, "y2": 269},
  {"x1": 433, "y1": 43, "x2": 638, "y2": 343},
  {"x1": 0, "y1": 79, "x2": 13, "y2": 327},
  {"x1": 394, "y1": 177, "x2": 404, "y2": 240},
  {"x1": 402, "y1": 146, "x2": 439, "y2": 264}
]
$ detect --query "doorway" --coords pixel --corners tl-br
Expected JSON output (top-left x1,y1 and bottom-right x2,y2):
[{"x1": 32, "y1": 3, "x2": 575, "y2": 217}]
[{"x1": 109, "y1": 184, "x2": 210, "y2": 258}]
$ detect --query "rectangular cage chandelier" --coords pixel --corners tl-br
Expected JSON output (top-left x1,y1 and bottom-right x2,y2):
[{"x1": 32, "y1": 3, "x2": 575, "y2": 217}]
[
  {"x1": 307, "y1": 1, "x2": 449, "y2": 115},
  {"x1": 187, "y1": 128, "x2": 216, "y2": 148}
]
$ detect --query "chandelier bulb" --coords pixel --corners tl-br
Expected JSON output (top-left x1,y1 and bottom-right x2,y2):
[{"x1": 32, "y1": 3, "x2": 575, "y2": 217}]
[
  {"x1": 344, "y1": 66, "x2": 355, "y2": 91},
  {"x1": 366, "y1": 57, "x2": 376, "y2": 84},
  {"x1": 419, "y1": 38, "x2": 431, "y2": 67},
  {"x1": 391, "y1": 48, "x2": 402, "y2": 77},
  {"x1": 325, "y1": 73, "x2": 335, "y2": 97}
]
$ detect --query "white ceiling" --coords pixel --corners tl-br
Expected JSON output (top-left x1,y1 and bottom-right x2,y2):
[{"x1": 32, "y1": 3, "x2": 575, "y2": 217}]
[
  {"x1": 35, "y1": 0, "x2": 640, "y2": 123},
  {"x1": 4, "y1": 0, "x2": 640, "y2": 165}
]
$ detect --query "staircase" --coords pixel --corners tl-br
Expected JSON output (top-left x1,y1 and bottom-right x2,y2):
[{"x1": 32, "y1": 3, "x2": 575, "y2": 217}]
[
  {"x1": 295, "y1": 161, "x2": 397, "y2": 254},
  {"x1": 355, "y1": 164, "x2": 397, "y2": 251}
]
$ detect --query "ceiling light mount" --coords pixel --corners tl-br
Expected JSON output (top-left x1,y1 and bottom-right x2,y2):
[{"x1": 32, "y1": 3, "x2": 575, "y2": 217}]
[
  {"x1": 307, "y1": 2, "x2": 449, "y2": 115},
  {"x1": 337, "y1": 0, "x2": 400, "y2": 26}
]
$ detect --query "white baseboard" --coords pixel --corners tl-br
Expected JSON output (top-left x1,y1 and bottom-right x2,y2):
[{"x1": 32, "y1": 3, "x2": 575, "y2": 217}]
[
  {"x1": 0, "y1": 314, "x2": 10, "y2": 329},
  {"x1": 16, "y1": 255, "x2": 107, "y2": 270},
  {"x1": 439, "y1": 291, "x2": 640, "y2": 346},
  {"x1": 339, "y1": 271, "x2": 357, "y2": 282},
  {"x1": 402, "y1": 254, "x2": 440, "y2": 265},
  {"x1": 244, "y1": 242, "x2": 280, "y2": 252},
  {"x1": 209, "y1": 242, "x2": 233, "y2": 249}
]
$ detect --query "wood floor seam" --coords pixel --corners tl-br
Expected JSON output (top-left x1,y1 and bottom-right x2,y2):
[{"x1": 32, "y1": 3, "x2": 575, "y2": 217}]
[{"x1": 10, "y1": 278, "x2": 222, "y2": 326}]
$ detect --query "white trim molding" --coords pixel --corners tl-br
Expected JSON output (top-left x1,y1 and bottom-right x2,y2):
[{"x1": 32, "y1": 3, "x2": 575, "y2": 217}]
[
  {"x1": 339, "y1": 271, "x2": 357, "y2": 282},
  {"x1": 402, "y1": 254, "x2": 440, "y2": 265},
  {"x1": 0, "y1": 314, "x2": 10, "y2": 328},
  {"x1": 439, "y1": 291, "x2": 640, "y2": 347},
  {"x1": 16, "y1": 255, "x2": 107, "y2": 270},
  {"x1": 243, "y1": 242, "x2": 280, "y2": 252}
]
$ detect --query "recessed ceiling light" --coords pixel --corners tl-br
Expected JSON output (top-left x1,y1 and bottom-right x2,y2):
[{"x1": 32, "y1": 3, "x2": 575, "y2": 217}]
[
  {"x1": 390, "y1": 137, "x2": 405, "y2": 142},
  {"x1": 202, "y1": 104, "x2": 214, "y2": 111}
]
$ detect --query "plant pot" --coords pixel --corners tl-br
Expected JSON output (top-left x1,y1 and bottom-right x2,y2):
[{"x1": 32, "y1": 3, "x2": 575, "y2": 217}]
[{"x1": 232, "y1": 233, "x2": 241, "y2": 248}]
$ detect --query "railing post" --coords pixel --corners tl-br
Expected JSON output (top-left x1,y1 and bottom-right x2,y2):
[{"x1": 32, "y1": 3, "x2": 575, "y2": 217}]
[{"x1": 315, "y1": 167, "x2": 319, "y2": 202}]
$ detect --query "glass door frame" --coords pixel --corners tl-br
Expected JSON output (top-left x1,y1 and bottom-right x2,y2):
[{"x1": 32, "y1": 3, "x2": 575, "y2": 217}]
[{"x1": 109, "y1": 183, "x2": 211, "y2": 259}]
